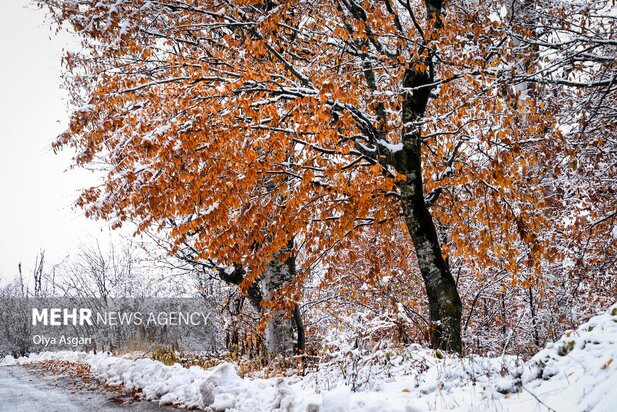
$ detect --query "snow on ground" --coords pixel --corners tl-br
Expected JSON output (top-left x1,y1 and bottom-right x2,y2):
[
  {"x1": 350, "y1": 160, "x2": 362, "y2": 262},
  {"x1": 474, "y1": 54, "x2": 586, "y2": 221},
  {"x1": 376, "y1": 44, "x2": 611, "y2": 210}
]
[
  {"x1": 2, "y1": 303, "x2": 616, "y2": 411},
  {"x1": 0, "y1": 364, "x2": 171, "y2": 411}
]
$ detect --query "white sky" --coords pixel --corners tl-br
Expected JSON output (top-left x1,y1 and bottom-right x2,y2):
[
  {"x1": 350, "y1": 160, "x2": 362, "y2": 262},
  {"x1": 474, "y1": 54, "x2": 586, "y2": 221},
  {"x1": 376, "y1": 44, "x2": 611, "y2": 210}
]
[{"x1": 0, "y1": 0, "x2": 118, "y2": 280}]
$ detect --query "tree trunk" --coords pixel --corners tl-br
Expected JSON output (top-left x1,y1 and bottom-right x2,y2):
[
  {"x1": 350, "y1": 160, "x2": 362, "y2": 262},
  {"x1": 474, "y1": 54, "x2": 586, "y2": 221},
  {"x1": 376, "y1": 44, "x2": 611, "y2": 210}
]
[
  {"x1": 261, "y1": 254, "x2": 296, "y2": 355},
  {"x1": 388, "y1": 0, "x2": 463, "y2": 352},
  {"x1": 396, "y1": 147, "x2": 463, "y2": 351},
  {"x1": 393, "y1": 67, "x2": 463, "y2": 353},
  {"x1": 216, "y1": 247, "x2": 304, "y2": 356}
]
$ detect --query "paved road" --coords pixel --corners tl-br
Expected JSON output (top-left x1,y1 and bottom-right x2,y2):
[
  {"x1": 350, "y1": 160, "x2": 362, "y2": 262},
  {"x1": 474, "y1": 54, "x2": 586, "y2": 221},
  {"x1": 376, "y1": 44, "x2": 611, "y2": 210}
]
[{"x1": 0, "y1": 365, "x2": 173, "y2": 411}]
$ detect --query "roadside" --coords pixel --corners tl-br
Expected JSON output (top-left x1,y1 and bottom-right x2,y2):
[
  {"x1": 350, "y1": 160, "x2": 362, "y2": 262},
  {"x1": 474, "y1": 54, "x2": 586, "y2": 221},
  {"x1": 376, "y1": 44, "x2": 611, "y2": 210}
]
[{"x1": 0, "y1": 363, "x2": 174, "y2": 412}]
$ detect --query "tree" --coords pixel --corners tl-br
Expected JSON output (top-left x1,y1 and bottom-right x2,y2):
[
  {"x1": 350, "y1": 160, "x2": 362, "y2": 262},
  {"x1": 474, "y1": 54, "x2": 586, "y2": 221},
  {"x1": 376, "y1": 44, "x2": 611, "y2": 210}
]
[
  {"x1": 514, "y1": 0, "x2": 616, "y2": 345},
  {"x1": 39, "y1": 0, "x2": 615, "y2": 353}
]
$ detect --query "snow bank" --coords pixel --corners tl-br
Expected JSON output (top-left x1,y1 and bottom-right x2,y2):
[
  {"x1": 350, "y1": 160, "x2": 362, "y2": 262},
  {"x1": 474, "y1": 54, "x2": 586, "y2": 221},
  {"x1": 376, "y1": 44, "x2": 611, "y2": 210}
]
[
  {"x1": 0, "y1": 350, "x2": 319, "y2": 411},
  {"x1": 1, "y1": 303, "x2": 615, "y2": 411},
  {"x1": 516, "y1": 303, "x2": 617, "y2": 411}
]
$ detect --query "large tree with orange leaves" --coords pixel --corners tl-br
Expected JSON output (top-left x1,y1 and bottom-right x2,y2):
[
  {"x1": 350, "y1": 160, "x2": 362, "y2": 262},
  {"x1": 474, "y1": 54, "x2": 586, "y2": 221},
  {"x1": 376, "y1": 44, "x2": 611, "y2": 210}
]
[{"x1": 40, "y1": 0, "x2": 615, "y2": 353}]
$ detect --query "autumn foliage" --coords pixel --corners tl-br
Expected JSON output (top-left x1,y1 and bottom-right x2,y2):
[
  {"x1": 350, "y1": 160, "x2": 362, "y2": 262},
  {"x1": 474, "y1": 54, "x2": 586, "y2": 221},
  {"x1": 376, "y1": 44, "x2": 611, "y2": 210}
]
[{"x1": 40, "y1": 0, "x2": 615, "y2": 355}]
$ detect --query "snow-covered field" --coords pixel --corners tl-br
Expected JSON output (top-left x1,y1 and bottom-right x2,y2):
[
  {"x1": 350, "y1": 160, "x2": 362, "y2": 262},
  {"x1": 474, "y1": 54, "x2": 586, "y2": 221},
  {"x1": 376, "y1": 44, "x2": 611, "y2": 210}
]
[{"x1": 2, "y1": 304, "x2": 616, "y2": 411}]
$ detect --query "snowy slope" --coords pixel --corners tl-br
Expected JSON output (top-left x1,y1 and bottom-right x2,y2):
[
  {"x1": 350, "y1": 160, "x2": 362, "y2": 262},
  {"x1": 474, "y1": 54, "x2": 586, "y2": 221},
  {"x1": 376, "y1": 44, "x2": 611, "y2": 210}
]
[
  {"x1": 2, "y1": 303, "x2": 616, "y2": 411},
  {"x1": 516, "y1": 304, "x2": 617, "y2": 411}
]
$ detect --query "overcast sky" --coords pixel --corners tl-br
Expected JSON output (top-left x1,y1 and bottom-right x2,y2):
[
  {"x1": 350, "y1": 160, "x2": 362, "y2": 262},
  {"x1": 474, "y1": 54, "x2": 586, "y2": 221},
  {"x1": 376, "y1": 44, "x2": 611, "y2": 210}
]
[{"x1": 0, "y1": 0, "x2": 117, "y2": 280}]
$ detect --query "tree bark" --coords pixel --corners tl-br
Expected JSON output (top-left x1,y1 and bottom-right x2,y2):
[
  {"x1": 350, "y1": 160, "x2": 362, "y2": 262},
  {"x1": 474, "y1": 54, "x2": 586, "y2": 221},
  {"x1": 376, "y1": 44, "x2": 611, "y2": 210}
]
[
  {"x1": 216, "y1": 248, "x2": 304, "y2": 356},
  {"x1": 260, "y1": 253, "x2": 296, "y2": 355},
  {"x1": 389, "y1": 0, "x2": 463, "y2": 353},
  {"x1": 393, "y1": 67, "x2": 463, "y2": 353}
]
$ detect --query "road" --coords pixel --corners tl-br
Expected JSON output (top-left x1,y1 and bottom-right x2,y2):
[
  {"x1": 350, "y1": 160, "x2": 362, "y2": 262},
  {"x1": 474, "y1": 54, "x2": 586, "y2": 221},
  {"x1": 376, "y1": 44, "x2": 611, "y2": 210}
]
[{"x1": 0, "y1": 365, "x2": 173, "y2": 411}]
